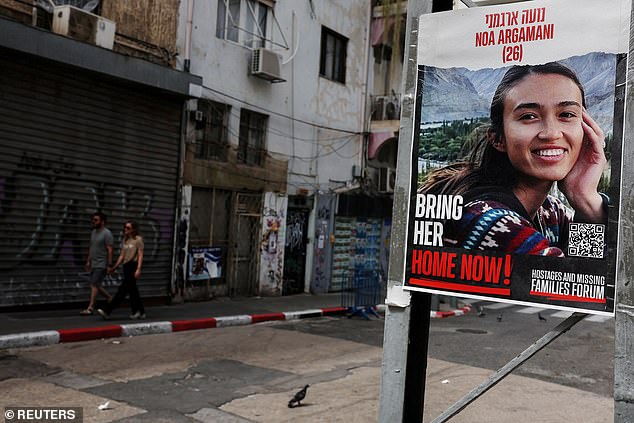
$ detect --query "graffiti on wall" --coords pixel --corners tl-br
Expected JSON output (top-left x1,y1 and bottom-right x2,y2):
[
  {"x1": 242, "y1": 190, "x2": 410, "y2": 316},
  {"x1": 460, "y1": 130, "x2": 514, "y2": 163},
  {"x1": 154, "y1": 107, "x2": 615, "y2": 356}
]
[
  {"x1": 312, "y1": 197, "x2": 334, "y2": 294},
  {"x1": 259, "y1": 193, "x2": 287, "y2": 295},
  {"x1": 0, "y1": 152, "x2": 172, "y2": 305},
  {"x1": 282, "y1": 209, "x2": 308, "y2": 295},
  {"x1": 285, "y1": 211, "x2": 305, "y2": 251}
]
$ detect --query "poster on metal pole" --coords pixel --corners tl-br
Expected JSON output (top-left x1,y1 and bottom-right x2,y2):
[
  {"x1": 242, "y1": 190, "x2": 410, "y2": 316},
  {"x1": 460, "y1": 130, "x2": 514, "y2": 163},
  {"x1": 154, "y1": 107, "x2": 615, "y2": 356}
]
[{"x1": 403, "y1": 0, "x2": 631, "y2": 316}]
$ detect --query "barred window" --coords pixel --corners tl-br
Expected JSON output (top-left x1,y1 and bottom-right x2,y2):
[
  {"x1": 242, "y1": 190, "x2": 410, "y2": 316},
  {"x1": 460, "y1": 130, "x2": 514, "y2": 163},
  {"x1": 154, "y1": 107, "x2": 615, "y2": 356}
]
[
  {"x1": 216, "y1": 0, "x2": 271, "y2": 48},
  {"x1": 195, "y1": 100, "x2": 230, "y2": 161},
  {"x1": 238, "y1": 109, "x2": 267, "y2": 166}
]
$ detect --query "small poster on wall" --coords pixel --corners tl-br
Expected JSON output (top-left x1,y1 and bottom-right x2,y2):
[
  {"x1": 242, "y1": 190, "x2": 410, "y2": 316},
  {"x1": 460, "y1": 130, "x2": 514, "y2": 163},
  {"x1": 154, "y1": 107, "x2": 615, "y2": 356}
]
[{"x1": 189, "y1": 247, "x2": 222, "y2": 280}]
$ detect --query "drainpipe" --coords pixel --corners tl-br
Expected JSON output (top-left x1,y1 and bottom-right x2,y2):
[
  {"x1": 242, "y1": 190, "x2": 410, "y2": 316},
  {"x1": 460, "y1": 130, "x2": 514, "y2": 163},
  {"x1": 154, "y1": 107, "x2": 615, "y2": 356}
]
[
  {"x1": 360, "y1": 1, "x2": 373, "y2": 185},
  {"x1": 32, "y1": 0, "x2": 37, "y2": 25},
  {"x1": 184, "y1": 0, "x2": 194, "y2": 72}
]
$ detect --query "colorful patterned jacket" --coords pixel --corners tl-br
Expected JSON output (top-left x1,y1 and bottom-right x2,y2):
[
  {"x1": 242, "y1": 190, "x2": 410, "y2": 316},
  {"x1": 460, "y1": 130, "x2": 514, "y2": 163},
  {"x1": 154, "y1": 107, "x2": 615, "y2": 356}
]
[{"x1": 443, "y1": 188, "x2": 573, "y2": 257}]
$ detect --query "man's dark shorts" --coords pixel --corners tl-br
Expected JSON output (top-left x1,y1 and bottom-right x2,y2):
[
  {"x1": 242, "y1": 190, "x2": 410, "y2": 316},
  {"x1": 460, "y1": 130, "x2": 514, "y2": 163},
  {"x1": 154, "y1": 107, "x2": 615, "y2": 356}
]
[{"x1": 90, "y1": 268, "x2": 107, "y2": 287}]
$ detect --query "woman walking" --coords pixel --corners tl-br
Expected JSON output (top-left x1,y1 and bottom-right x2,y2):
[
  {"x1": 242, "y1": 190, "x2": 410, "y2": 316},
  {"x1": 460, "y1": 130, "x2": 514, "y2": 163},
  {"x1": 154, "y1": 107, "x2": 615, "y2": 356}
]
[{"x1": 97, "y1": 220, "x2": 146, "y2": 319}]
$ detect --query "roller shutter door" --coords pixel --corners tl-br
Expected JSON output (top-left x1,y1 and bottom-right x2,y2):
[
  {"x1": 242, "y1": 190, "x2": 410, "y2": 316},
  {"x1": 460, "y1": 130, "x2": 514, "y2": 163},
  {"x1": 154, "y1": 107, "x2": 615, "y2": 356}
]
[{"x1": 0, "y1": 49, "x2": 183, "y2": 307}]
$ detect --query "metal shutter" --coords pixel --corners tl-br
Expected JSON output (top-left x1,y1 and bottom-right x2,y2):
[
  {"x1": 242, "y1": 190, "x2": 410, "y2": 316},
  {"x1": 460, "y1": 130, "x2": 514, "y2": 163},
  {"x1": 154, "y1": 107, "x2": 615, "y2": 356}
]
[{"x1": 0, "y1": 49, "x2": 183, "y2": 307}]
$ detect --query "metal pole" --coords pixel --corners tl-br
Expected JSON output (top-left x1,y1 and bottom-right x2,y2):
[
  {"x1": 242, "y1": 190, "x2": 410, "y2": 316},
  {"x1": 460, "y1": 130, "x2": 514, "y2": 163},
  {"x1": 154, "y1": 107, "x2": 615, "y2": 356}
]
[
  {"x1": 377, "y1": 0, "x2": 433, "y2": 422},
  {"x1": 614, "y1": 3, "x2": 634, "y2": 421},
  {"x1": 431, "y1": 313, "x2": 587, "y2": 423},
  {"x1": 403, "y1": 293, "x2": 432, "y2": 422}
]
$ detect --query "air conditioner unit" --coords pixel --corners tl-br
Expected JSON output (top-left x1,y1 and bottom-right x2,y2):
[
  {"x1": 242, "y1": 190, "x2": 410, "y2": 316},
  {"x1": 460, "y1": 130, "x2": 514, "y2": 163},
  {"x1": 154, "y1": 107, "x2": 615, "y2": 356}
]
[
  {"x1": 251, "y1": 48, "x2": 285, "y2": 83},
  {"x1": 52, "y1": 5, "x2": 116, "y2": 50},
  {"x1": 372, "y1": 96, "x2": 400, "y2": 120},
  {"x1": 378, "y1": 168, "x2": 396, "y2": 193},
  {"x1": 385, "y1": 100, "x2": 399, "y2": 120}
]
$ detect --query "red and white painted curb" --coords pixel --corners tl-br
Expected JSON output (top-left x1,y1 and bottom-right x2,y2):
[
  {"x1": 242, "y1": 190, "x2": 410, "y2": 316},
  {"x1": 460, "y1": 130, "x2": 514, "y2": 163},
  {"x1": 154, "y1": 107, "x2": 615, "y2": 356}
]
[
  {"x1": 0, "y1": 304, "x2": 470, "y2": 350},
  {"x1": 431, "y1": 303, "x2": 472, "y2": 319},
  {"x1": 0, "y1": 307, "x2": 347, "y2": 350}
]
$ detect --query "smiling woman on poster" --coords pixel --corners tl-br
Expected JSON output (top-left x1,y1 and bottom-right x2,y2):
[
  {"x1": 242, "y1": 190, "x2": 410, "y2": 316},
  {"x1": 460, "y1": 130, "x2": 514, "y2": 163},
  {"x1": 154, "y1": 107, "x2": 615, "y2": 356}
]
[{"x1": 421, "y1": 62, "x2": 608, "y2": 257}]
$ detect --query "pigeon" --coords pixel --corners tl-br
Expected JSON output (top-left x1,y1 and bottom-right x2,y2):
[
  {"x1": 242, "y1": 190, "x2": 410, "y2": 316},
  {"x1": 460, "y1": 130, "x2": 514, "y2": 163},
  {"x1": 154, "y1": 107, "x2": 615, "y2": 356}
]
[
  {"x1": 496, "y1": 313, "x2": 503, "y2": 322},
  {"x1": 538, "y1": 312, "x2": 547, "y2": 322},
  {"x1": 288, "y1": 384, "x2": 309, "y2": 408},
  {"x1": 477, "y1": 305, "x2": 486, "y2": 317}
]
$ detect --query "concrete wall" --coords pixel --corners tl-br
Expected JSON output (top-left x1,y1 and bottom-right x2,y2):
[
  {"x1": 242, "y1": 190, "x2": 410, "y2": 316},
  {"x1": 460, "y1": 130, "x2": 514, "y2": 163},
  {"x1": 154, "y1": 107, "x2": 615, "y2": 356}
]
[
  {"x1": 174, "y1": 0, "x2": 371, "y2": 296},
  {"x1": 175, "y1": 0, "x2": 370, "y2": 195}
]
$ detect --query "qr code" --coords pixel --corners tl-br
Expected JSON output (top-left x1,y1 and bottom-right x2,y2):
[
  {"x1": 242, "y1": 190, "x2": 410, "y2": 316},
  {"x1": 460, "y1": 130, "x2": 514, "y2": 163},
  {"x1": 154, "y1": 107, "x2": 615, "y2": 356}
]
[{"x1": 568, "y1": 223, "x2": 605, "y2": 259}]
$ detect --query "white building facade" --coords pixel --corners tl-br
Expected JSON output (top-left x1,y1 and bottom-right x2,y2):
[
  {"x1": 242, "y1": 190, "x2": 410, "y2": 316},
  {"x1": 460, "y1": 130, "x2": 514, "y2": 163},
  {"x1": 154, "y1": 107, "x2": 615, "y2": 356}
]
[{"x1": 174, "y1": 0, "x2": 382, "y2": 299}]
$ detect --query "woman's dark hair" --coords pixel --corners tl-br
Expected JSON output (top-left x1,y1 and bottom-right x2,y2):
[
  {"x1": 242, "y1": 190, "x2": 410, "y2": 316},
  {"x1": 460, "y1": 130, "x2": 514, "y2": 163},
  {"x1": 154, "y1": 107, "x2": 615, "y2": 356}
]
[
  {"x1": 124, "y1": 220, "x2": 140, "y2": 239},
  {"x1": 422, "y1": 62, "x2": 586, "y2": 195}
]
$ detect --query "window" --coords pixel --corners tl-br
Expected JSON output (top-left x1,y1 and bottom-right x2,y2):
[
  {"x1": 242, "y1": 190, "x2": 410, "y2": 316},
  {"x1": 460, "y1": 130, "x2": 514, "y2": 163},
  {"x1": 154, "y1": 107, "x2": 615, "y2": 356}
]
[
  {"x1": 195, "y1": 100, "x2": 230, "y2": 161},
  {"x1": 216, "y1": 0, "x2": 271, "y2": 48},
  {"x1": 238, "y1": 109, "x2": 267, "y2": 166},
  {"x1": 190, "y1": 187, "x2": 232, "y2": 247},
  {"x1": 320, "y1": 27, "x2": 347, "y2": 83},
  {"x1": 189, "y1": 187, "x2": 232, "y2": 283},
  {"x1": 216, "y1": 0, "x2": 241, "y2": 42}
]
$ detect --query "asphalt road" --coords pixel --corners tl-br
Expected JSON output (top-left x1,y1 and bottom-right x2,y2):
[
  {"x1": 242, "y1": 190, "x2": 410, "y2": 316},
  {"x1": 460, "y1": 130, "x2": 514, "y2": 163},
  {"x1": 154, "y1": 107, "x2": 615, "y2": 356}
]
[
  {"x1": 275, "y1": 301, "x2": 614, "y2": 397},
  {"x1": 0, "y1": 302, "x2": 614, "y2": 422},
  {"x1": 427, "y1": 302, "x2": 614, "y2": 398}
]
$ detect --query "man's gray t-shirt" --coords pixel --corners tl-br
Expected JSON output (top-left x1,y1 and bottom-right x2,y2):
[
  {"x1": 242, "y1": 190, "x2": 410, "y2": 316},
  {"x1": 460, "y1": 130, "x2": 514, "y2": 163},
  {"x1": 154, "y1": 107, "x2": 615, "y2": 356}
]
[{"x1": 90, "y1": 228, "x2": 114, "y2": 269}]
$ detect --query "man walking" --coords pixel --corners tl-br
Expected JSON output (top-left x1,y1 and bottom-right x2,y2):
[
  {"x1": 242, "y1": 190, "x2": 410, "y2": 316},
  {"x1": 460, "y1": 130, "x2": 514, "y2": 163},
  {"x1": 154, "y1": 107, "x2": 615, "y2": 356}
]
[{"x1": 80, "y1": 211, "x2": 113, "y2": 315}]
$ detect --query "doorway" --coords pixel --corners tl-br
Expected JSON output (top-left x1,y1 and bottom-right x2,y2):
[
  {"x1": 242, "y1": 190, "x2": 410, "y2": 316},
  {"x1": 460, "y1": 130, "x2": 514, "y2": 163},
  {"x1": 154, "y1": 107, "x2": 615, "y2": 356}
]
[
  {"x1": 283, "y1": 208, "x2": 309, "y2": 295},
  {"x1": 229, "y1": 192, "x2": 262, "y2": 297}
]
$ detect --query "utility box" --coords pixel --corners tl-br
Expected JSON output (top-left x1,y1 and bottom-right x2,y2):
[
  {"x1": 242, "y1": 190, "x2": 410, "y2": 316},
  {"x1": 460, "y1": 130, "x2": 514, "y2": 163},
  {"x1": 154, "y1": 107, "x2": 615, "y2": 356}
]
[{"x1": 52, "y1": 5, "x2": 116, "y2": 50}]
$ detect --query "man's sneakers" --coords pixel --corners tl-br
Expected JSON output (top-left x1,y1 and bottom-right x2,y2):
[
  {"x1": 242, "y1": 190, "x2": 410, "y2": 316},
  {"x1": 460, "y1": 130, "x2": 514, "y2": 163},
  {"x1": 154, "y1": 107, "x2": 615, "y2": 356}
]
[{"x1": 96, "y1": 309, "x2": 110, "y2": 320}]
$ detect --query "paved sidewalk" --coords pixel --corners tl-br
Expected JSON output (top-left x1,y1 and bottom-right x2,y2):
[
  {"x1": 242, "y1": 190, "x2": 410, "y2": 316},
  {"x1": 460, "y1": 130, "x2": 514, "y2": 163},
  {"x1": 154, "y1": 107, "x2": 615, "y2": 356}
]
[
  {"x1": 0, "y1": 293, "x2": 471, "y2": 350},
  {"x1": 0, "y1": 295, "x2": 613, "y2": 422}
]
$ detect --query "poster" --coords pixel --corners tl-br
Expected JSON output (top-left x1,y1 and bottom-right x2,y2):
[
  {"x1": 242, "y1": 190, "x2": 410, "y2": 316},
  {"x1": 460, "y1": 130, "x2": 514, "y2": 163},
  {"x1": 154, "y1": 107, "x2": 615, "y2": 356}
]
[
  {"x1": 189, "y1": 246, "x2": 222, "y2": 280},
  {"x1": 403, "y1": 0, "x2": 631, "y2": 316}
]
